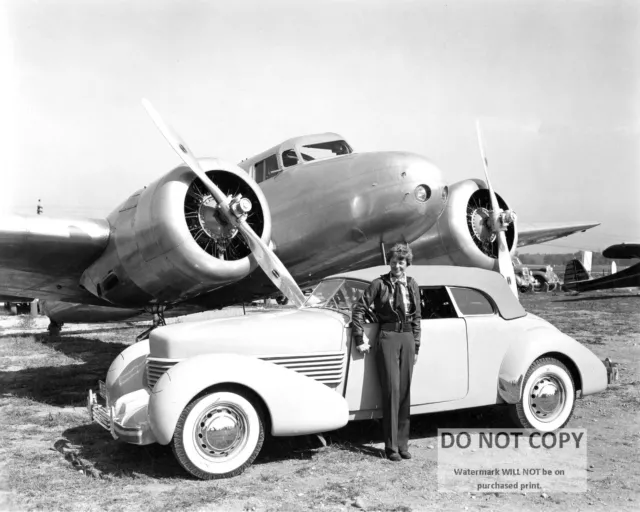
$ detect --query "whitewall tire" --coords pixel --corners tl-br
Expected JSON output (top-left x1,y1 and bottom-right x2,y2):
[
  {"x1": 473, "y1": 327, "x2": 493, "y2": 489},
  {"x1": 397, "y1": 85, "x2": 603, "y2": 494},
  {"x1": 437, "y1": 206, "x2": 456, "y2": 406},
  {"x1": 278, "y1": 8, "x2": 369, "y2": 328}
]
[
  {"x1": 513, "y1": 358, "x2": 576, "y2": 432},
  {"x1": 173, "y1": 390, "x2": 265, "y2": 479}
]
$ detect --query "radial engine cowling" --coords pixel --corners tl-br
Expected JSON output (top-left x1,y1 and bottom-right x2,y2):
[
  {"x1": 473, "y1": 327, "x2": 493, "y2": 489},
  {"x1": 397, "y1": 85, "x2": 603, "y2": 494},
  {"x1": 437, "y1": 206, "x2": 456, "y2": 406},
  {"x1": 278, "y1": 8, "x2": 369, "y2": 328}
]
[
  {"x1": 80, "y1": 158, "x2": 271, "y2": 307},
  {"x1": 410, "y1": 179, "x2": 517, "y2": 271}
]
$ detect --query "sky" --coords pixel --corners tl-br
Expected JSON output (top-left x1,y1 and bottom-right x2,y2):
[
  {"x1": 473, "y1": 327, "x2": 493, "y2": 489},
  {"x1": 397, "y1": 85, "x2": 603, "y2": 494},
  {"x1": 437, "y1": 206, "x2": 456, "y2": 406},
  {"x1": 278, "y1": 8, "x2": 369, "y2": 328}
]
[{"x1": 1, "y1": 0, "x2": 638, "y2": 253}]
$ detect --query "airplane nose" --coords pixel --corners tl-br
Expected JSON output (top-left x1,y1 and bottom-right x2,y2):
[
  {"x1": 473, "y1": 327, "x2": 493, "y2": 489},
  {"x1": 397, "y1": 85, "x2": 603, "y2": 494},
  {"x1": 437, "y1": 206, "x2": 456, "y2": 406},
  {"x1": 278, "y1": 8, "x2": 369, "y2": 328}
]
[{"x1": 349, "y1": 151, "x2": 448, "y2": 244}]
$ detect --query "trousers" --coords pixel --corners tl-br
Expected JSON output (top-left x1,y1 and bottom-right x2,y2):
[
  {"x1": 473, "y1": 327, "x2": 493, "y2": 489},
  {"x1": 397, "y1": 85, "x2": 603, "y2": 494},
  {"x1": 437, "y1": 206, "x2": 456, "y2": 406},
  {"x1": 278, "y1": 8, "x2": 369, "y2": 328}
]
[{"x1": 376, "y1": 329, "x2": 415, "y2": 454}]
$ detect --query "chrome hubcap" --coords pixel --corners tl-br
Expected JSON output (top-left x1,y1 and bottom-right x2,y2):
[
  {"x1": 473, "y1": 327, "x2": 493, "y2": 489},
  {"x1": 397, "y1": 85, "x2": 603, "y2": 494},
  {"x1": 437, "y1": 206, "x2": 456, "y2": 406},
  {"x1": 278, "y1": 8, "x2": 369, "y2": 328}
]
[
  {"x1": 528, "y1": 373, "x2": 566, "y2": 422},
  {"x1": 194, "y1": 402, "x2": 248, "y2": 458}
]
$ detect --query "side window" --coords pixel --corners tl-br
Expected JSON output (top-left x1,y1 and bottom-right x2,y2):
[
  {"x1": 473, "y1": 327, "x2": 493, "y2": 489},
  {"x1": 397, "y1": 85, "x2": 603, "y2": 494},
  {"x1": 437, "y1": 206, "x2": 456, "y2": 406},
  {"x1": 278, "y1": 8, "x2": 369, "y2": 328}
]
[
  {"x1": 419, "y1": 287, "x2": 457, "y2": 319},
  {"x1": 449, "y1": 287, "x2": 494, "y2": 316},
  {"x1": 254, "y1": 154, "x2": 280, "y2": 183},
  {"x1": 342, "y1": 280, "x2": 368, "y2": 306},
  {"x1": 300, "y1": 140, "x2": 352, "y2": 161},
  {"x1": 341, "y1": 280, "x2": 373, "y2": 323},
  {"x1": 282, "y1": 149, "x2": 299, "y2": 167}
]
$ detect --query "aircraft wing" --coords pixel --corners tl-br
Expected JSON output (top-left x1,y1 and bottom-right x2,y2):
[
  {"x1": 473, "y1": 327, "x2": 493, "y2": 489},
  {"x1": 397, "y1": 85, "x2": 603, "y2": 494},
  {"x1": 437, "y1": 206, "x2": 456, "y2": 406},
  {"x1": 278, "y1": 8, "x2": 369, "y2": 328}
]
[
  {"x1": 517, "y1": 222, "x2": 600, "y2": 247},
  {"x1": 603, "y1": 243, "x2": 640, "y2": 260},
  {"x1": 0, "y1": 214, "x2": 112, "y2": 305}
]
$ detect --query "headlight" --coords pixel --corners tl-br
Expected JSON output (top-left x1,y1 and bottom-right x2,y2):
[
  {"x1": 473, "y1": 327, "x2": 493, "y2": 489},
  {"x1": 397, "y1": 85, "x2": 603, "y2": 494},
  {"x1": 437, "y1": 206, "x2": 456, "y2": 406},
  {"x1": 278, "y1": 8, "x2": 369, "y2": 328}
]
[{"x1": 415, "y1": 185, "x2": 431, "y2": 202}]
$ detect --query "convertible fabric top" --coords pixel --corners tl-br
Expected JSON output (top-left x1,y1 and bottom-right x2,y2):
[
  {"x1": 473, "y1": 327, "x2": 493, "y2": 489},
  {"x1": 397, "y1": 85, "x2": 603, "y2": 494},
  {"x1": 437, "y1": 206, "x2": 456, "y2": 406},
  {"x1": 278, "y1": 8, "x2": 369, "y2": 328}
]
[{"x1": 329, "y1": 265, "x2": 527, "y2": 320}]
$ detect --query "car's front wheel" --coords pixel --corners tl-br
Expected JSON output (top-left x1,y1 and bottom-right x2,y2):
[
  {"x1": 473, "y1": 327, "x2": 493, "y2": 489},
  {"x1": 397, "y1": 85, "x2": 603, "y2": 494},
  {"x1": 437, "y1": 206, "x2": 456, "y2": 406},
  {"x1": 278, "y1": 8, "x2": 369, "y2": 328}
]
[
  {"x1": 512, "y1": 358, "x2": 576, "y2": 432},
  {"x1": 173, "y1": 389, "x2": 265, "y2": 479}
]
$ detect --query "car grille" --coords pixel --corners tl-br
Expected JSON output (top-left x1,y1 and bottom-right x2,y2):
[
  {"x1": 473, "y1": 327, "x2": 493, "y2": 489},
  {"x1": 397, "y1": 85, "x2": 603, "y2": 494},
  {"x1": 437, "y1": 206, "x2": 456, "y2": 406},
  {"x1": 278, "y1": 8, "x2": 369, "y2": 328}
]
[
  {"x1": 259, "y1": 352, "x2": 345, "y2": 385},
  {"x1": 145, "y1": 352, "x2": 346, "y2": 389},
  {"x1": 146, "y1": 358, "x2": 180, "y2": 389}
]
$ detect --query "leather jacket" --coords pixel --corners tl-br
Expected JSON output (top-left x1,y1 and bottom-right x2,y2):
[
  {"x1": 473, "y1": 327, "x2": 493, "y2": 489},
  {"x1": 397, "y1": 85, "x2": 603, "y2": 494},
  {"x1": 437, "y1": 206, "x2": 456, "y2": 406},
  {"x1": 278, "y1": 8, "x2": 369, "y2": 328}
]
[{"x1": 351, "y1": 272, "x2": 422, "y2": 354}]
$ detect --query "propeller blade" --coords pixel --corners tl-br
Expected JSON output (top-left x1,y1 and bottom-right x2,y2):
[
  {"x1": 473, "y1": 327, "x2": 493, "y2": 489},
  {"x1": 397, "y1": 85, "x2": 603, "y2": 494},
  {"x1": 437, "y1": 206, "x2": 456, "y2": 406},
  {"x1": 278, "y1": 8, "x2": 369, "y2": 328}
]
[
  {"x1": 475, "y1": 120, "x2": 501, "y2": 217},
  {"x1": 142, "y1": 99, "x2": 229, "y2": 207},
  {"x1": 475, "y1": 121, "x2": 518, "y2": 297},
  {"x1": 142, "y1": 99, "x2": 306, "y2": 307},
  {"x1": 235, "y1": 220, "x2": 306, "y2": 307}
]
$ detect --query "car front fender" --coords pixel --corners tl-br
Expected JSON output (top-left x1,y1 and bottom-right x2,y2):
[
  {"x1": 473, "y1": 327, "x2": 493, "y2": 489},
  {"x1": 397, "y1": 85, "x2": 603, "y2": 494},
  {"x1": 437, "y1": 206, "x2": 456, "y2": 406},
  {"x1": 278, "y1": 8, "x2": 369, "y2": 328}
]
[
  {"x1": 105, "y1": 339, "x2": 150, "y2": 407},
  {"x1": 497, "y1": 328, "x2": 607, "y2": 404},
  {"x1": 148, "y1": 353, "x2": 349, "y2": 445}
]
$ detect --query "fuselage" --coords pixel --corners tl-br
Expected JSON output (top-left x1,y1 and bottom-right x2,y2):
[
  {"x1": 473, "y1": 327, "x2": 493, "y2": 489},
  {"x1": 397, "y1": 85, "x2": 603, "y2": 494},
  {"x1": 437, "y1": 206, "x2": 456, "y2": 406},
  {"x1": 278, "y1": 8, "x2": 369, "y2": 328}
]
[
  {"x1": 566, "y1": 262, "x2": 640, "y2": 292},
  {"x1": 43, "y1": 139, "x2": 448, "y2": 321},
  {"x1": 260, "y1": 150, "x2": 447, "y2": 280}
]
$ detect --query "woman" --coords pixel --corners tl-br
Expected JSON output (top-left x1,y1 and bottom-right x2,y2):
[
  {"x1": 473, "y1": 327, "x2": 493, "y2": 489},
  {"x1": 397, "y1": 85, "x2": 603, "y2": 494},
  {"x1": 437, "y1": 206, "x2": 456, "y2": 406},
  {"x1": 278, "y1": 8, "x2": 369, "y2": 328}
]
[{"x1": 351, "y1": 243, "x2": 421, "y2": 461}]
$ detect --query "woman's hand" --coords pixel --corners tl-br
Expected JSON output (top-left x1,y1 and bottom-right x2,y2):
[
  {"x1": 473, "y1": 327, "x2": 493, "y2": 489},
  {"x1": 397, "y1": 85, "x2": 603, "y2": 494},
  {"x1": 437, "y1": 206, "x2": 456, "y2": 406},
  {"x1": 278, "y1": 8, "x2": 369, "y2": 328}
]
[{"x1": 357, "y1": 342, "x2": 371, "y2": 354}]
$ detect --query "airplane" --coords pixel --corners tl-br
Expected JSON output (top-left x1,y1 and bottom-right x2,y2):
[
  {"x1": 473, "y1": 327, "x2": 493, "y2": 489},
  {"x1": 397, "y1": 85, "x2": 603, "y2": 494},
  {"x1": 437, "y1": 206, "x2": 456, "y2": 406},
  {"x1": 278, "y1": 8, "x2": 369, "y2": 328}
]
[
  {"x1": 0, "y1": 102, "x2": 599, "y2": 335},
  {"x1": 563, "y1": 243, "x2": 640, "y2": 293}
]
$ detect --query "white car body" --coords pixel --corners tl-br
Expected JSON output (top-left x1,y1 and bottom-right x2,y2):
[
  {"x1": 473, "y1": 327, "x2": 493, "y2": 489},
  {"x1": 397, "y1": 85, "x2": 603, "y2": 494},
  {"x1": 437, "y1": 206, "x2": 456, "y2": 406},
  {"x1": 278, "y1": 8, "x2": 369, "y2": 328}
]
[{"x1": 88, "y1": 265, "x2": 612, "y2": 479}]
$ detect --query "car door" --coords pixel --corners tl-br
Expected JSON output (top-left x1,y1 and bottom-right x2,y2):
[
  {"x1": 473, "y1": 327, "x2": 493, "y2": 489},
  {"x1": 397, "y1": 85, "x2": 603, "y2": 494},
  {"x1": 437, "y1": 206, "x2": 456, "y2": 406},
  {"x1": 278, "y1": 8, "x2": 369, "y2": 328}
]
[
  {"x1": 344, "y1": 285, "x2": 469, "y2": 416},
  {"x1": 411, "y1": 286, "x2": 469, "y2": 405}
]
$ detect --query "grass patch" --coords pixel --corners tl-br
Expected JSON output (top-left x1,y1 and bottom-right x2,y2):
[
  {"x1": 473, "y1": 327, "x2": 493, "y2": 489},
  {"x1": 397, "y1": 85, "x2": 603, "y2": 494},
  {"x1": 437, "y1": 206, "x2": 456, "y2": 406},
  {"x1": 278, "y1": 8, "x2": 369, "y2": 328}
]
[{"x1": 0, "y1": 297, "x2": 638, "y2": 511}]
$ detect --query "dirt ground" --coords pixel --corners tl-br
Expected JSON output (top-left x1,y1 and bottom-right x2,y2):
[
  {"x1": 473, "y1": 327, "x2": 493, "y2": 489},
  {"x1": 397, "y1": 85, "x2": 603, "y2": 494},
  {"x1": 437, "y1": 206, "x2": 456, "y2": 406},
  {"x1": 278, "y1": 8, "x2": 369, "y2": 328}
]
[{"x1": 0, "y1": 292, "x2": 638, "y2": 511}]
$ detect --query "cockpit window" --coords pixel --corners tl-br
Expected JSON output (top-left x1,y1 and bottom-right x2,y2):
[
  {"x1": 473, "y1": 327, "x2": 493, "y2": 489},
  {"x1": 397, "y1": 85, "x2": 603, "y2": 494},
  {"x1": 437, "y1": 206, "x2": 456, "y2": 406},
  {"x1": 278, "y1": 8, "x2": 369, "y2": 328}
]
[
  {"x1": 254, "y1": 154, "x2": 279, "y2": 183},
  {"x1": 282, "y1": 149, "x2": 299, "y2": 168},
  {"x1": 305, "y1": 278, "x2": 368, "y2": 314},
  {"x1": 299, "y1": 140, "x2": 352, "y2": 162}
]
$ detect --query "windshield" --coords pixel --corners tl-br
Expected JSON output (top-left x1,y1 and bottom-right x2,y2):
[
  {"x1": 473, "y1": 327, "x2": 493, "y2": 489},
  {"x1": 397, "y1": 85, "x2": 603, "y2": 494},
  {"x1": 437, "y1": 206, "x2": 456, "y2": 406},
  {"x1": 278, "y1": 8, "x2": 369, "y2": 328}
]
[
  {"x1": 305, "y1": 278, "x2": 368, "y2": 314},
  {"x1": 299, "y1": 140, "x2": 352, "y2": 162}
]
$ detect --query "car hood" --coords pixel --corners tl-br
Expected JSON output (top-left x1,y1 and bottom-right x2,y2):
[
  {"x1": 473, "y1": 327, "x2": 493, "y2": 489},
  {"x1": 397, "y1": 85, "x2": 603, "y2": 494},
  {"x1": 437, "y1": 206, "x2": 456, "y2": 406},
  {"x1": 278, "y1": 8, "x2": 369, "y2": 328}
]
[{"x1": 149, "y1": 308, "x2": 347, "y2": 359}]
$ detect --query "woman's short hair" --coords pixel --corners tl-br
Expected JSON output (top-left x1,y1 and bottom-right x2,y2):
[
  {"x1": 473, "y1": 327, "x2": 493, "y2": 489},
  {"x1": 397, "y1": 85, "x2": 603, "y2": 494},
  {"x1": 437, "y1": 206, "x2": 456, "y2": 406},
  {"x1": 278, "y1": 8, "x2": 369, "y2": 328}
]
[{"x1": 387, "y1": 243, "x2": 413, "y2": 266}]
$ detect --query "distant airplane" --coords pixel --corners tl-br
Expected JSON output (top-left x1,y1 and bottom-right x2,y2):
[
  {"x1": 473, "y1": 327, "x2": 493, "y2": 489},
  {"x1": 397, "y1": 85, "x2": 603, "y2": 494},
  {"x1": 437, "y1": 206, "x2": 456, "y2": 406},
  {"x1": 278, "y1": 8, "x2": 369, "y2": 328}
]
[
  {"x1": 0, "y1": 102, "x2": 599, "y2": 335},
  {"x1": 563, "y1": 243, "x2": 640, "y2": 292}
]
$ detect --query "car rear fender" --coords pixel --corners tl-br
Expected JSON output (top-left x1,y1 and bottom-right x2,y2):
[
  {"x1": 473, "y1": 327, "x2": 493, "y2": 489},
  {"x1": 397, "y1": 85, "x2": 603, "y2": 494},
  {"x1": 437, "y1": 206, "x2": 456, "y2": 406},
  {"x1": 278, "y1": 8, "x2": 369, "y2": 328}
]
[
  {"x1": 497, "y1": 328, "x2": 607, "y2": 404},
  {"x1": 148, "y1": 353, "x2": 349, "y2": 445}
]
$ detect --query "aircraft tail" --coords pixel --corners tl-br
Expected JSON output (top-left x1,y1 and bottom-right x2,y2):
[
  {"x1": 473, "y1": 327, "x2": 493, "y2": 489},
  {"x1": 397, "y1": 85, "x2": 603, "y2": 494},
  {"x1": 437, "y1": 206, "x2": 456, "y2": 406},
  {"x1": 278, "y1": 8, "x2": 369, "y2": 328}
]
[{"x1": 563, "y1": 259, "x2": 591, "y2": 290}]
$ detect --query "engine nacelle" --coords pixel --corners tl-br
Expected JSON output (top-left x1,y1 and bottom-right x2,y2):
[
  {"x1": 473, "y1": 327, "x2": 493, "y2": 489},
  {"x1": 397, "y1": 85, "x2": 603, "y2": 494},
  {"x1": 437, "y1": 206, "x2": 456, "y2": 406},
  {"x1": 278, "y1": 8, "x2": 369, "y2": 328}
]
[
  {"x1": 411, "y1": 179, "x2": 517, "y2": 270},
  {"x1": 80, "y1": 158, "x2": 271, "y2": 307}
]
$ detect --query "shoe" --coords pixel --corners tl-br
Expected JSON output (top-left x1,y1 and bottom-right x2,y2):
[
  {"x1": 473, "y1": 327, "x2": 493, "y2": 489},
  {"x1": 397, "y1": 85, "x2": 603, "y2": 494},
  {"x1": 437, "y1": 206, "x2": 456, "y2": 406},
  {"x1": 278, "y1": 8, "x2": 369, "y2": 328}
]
[
  {"x1": 387, "y1": 452, "x2": 402, "y2": 462},
  {"x1": 399, "y1": 451, "x2": 412, "y2": 459}
]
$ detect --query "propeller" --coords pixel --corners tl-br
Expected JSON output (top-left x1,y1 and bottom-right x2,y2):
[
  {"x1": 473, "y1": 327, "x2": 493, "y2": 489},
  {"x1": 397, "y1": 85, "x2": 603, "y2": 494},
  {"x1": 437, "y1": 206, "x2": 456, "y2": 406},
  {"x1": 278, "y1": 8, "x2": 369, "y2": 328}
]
[
  {"x1": 475, "y1": 120, "x2": 518, "y2": 297},
  {"x1": 142, "y1": 99, "x2": 306, "y2": 307}
]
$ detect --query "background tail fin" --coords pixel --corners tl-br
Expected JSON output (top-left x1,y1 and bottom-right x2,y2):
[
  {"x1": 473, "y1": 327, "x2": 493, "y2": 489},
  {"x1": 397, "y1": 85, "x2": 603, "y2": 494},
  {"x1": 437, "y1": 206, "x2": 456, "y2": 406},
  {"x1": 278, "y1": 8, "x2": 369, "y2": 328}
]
[{"x1": 564, "y1": 259, "x2": 591, "y2": 289}]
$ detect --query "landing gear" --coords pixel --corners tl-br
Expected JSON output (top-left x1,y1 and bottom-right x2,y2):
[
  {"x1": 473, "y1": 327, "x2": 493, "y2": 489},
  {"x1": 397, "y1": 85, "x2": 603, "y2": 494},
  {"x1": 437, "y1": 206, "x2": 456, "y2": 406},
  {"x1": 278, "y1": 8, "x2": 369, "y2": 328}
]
[
  {"x1": 136, "y1": 306, "x2": 167, "y2": 341},
  {"x1": 47, "y1": 320, "x2": 64, "y2": 336},
  {"x1": 275, "y1": 295, "x2": 289, "y2": 306}
]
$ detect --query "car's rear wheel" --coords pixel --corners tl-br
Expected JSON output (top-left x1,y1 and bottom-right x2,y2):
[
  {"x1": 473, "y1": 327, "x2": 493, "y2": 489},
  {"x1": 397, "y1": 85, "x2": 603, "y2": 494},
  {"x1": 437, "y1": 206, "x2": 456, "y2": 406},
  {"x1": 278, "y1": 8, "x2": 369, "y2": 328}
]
[
  {"x1": 173, "y1": 390, "x2": 265, "y2": 479},
  {"x1": 512, "y1": 358, "x2": 575, "y2": 432},
  {"x1": 533, "y1": 276, "x2": 549, "y2": 292}
]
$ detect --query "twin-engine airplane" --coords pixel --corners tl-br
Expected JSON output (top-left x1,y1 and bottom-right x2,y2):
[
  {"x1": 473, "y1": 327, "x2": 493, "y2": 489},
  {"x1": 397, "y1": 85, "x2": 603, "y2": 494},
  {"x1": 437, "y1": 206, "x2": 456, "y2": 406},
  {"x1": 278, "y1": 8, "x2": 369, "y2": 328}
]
[
  {"x1": 563, "y1": 243, "x2": 640, "y2": 293},
  {"x1": 0, "y1": 102, "x2": 599, "y2": 335}
]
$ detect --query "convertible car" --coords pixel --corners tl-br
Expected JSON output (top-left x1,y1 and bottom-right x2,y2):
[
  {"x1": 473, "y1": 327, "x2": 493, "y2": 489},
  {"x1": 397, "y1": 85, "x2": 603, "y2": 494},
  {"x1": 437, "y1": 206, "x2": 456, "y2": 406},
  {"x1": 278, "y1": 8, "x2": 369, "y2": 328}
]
[{"x1": 88, "y1": 266, "x2": 615, "y2": 480}]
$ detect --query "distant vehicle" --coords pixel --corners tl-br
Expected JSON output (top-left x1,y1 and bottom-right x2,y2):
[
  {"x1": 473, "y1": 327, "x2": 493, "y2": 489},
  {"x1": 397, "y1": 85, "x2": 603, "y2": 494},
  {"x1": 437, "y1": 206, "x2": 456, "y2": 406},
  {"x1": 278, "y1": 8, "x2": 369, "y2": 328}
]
[
  {"x1": 1, "y1": 297, "x2": 36, "y2": 315},
  {"x1": 564, "y1": 243, "x2": 640, "y2": 292},
  {"x1": 511, "y1": 259, "x2": 535, "y2": 293},
  {"x1": 88, "y1": 265, "x2": 615, "y2": 480},
  {"x1": 512, "y1": 257, "x2": 559, "y2": 292}
]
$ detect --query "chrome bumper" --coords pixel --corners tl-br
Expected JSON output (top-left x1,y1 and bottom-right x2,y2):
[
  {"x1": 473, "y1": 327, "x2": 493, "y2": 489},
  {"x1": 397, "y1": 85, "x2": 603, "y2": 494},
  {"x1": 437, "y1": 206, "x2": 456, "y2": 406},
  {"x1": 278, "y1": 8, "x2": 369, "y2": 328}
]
[
  {"x1": 603, "y1": 358, "x2": 619, "y2": 384},
  {"x1": 87, "y1": 381, "x2": 150, "y2": 445}
]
